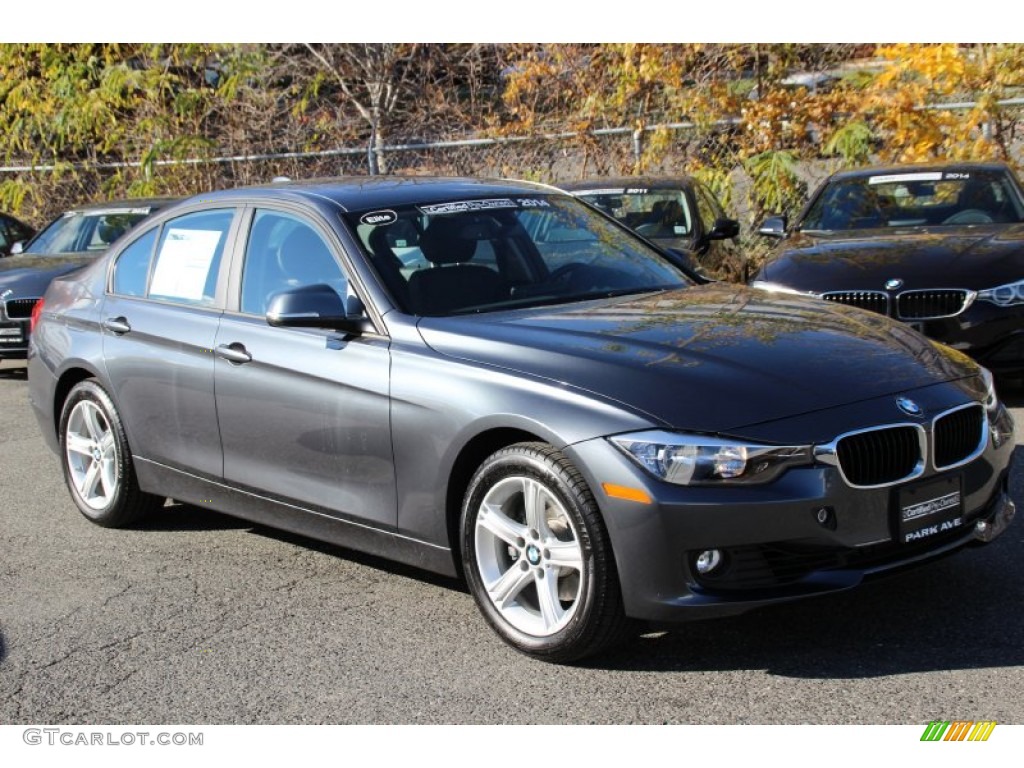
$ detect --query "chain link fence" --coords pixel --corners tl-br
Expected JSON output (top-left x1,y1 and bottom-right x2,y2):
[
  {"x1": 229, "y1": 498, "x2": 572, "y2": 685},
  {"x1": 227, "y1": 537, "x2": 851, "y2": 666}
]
[{"x1": 5, "y1": 109, "x2": 1024, "y2": 281}]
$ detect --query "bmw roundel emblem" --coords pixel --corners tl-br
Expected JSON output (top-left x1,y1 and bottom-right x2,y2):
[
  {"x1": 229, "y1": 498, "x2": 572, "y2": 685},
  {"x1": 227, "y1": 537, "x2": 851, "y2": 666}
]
[
  {"x1": 896, "y1": 397, "x2": 923, "y2": 417},
  {"x1": 885, "y1": 278, "x2": 903, "y2": 291}
]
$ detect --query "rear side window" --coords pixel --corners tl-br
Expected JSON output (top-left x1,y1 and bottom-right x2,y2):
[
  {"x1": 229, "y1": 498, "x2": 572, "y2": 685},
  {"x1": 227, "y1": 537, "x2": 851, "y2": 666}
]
[
  {"x1": 148, "y1": 210, "x2": 234, "y2": 305},
  {"x1": 111, "y1": 228, "x2": 158, "y2": 297}
]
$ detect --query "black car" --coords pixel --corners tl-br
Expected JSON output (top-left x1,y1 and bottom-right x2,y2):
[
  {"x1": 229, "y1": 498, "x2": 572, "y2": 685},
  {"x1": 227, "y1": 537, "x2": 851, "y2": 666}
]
[
  {"x1": 753, "y1": 162, "x2": 1024, "y2": 376},
  {"x1": 561, "y1": 176, "x2": 741, "y2": 279},
  {"x1": 0, "y1": 197, "x2": 175, "y2": 360},
  {"x1": 28, "y1": 177, "x2": 1015, "y2": 662},
  {"x1": 0, "y1": 211, "x2": 36, "y2": 257}
]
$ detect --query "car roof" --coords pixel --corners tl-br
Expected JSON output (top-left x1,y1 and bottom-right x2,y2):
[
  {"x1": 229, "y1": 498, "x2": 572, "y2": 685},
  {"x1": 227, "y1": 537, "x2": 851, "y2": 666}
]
[
  {"x1": 64, "y1": 197, "x2": 180, "y2": 215},
  {"x1": 172, "y1": 177, "x2": 559, "y2": 212},
  {"x1": 825, "y1": 161, "x2": 1013, "y2": 183},
  {"x1": 559, "y1": 177, "x2": 696, "y2": 192}
]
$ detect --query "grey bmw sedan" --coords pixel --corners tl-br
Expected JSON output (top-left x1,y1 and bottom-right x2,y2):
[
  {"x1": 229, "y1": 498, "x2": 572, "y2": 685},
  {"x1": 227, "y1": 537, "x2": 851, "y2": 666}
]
[{"x1": 27, "y1": 177, "x2": 1016, "y2": 662}]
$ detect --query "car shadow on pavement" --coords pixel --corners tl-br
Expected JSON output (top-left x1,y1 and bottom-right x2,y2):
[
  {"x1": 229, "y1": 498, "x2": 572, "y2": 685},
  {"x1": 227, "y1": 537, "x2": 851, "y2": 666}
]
[
  {"x1": 0, "y1": 364, "x2": 27, "y2": 380},
  {"x1": 133, "y1": 501, "x2": 253, "y2": 532},
  {"x1": 248, "y1": 523, "x2": 469, "y2": 594},
  {"x1": 0, "y1": 631, "x2": 6, "y2": 665},
  {"x1": 588, "y1": 531, "x2": 1023, "y2": 677},
  {"x1": 139, "y1": 501, "x2": 468, "y2": 593}
]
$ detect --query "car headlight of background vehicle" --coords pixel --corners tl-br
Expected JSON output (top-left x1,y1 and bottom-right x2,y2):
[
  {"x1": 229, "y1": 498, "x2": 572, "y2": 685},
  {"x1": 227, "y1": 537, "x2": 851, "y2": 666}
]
[
  {"x1": 977, "y1": 278, "x2": 1024, "y2": 307},
  {"x1": 610, "y1": 431, "x2": 813, "y2": 486}
]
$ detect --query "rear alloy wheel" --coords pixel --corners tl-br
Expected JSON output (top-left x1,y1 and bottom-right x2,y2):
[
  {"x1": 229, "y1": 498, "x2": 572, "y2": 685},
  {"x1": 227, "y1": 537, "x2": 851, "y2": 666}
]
[
  {"x1": 461, "y1": 442, "x2": 632, "y2": 662},
  {"x1": 59, "y1": 379, "x2": 162, "y2": 527}
]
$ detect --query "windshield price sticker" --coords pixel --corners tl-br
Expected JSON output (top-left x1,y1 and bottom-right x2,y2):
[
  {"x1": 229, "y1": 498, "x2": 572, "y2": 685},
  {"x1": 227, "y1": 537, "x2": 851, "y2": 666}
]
[
  {"x1": 868, "y1": 172, "x2": 944, "y2": 185},
  {"x1": 419, "y1": 198, "x2": 550, "y2": 215}
]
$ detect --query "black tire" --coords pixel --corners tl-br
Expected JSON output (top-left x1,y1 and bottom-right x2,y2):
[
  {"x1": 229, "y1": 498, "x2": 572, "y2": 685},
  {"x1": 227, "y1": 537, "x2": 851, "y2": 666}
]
[
  {"x1": 460, "y1": 442, "x2": 633, "y2": 663},
  {"x1": 58, "y1": 379, "x2": 163, "y2": 528}
]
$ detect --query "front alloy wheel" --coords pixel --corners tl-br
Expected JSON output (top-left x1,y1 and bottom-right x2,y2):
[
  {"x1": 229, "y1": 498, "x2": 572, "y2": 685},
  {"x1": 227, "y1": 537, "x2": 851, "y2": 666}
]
[
  {"x1": 474, "y1": 475, "x2": 585, "y2": 637},
  {"x1": 461, "y1": 442, "x2": 632, "y2": 662}
]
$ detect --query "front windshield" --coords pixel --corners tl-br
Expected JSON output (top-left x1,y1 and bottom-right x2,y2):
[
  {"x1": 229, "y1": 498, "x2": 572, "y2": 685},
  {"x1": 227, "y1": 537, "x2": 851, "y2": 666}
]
[
  {"x1": 24, "y1": 209, "x2": 151, "y2": 256},
  {"x1": 573, "y1": 187, "x2": 693, "y2": 238},
  {"x1": 347, "y1": 194, "x2": 692, "y2": 316},
  {"x1": 801, "y1": 169, "x2": 1024, "y2": 231}
]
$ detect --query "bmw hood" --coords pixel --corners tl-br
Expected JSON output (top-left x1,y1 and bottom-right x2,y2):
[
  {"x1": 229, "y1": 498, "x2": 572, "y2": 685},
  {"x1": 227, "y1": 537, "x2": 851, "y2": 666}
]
[
  {"x1": 0, "y1": 255, "x2": 93, "y2": 298},
  {"x1": 758, "y1": 225, "x2": 1024, "y2": 292},
  {"x1": 416, "y1": 284, "x2": 979, "y2": 434}
]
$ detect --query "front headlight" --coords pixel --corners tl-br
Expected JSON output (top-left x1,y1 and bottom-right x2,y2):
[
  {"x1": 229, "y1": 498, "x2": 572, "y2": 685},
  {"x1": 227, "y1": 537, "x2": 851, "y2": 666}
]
[
  {"x1": 609, "y1": 430, "x2": 813, "y2": 486},
  {"x1": 977, "y1": 279, "x2": 1024, "y2": 307}
]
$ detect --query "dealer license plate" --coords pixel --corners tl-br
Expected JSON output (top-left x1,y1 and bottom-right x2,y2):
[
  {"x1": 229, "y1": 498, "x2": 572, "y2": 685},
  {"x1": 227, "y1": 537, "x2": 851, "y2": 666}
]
[{"x1": 896, "y1": 475, "x2": 963, "y2": 544}]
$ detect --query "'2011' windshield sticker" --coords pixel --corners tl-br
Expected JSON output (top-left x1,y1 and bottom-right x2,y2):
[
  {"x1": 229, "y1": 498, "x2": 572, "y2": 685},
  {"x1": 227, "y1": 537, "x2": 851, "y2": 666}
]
[
  {"x1": 868, "y1": 172, "x2": 943, "y2": 185},
  {"x1": 360, "y1": 210, "x2": 397, "y2": 226},
  {"x1": 418, "y1": 198, "x2": 551, "y2": 216}
]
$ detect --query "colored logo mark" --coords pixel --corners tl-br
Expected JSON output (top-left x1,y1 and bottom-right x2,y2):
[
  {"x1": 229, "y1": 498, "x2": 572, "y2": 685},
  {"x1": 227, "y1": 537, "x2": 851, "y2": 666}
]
[{"x1": 920, "y1": 720, "x2": 997, "y2": 742}]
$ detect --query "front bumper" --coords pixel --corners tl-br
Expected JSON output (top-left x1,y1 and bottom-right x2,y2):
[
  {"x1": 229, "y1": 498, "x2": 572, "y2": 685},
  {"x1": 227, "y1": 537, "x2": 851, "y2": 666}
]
[{"x1": 565, "y1": 400, "x2": 1016, "y2": 623}]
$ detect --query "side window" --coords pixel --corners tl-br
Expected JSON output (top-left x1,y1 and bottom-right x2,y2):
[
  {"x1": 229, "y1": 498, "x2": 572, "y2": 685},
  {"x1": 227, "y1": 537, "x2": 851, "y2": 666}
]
[
  {"x1": 148, "y1": 209, "x2": 233, "y2": 305},
  {"x1": 111, "y1": 228, "x2": 159, "y2": 297},
  {"x1": 240, "y1": 210, "x2": 348, "y2": 316},
  {"x1": 85, "y1": 213, "x2": 136, "y2": 251}
]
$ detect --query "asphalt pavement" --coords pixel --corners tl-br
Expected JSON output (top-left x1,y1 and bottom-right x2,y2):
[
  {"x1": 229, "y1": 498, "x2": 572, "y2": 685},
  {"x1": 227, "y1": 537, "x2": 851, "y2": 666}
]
[{"x1": 1, "y1": 359, "x2": 1022, "y2": 724}]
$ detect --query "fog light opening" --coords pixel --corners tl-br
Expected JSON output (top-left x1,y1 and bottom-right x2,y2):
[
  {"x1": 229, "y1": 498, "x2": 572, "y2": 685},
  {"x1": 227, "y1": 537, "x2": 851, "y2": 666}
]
[{"x1": 695, "y1": 549, "x2": 723, "y2": 575}]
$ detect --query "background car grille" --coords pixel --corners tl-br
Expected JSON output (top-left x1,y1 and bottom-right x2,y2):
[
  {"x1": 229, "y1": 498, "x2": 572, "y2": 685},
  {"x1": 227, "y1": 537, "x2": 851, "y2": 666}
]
[
  {"x1": 933, "y1": 405, "x2": 985, "y2": 470},
  {"x1": 821, "y1": 291, "x2": 889, "y2": 315},
  {"x1": 896, "y1": 289, "x2": 971, "y2": 320},
  {"x1": 835, "y1": 426, "x2": 921, "y2": 486},
  {"x1": 3, "y1": 298, "x2": 39, "y2": 320}
]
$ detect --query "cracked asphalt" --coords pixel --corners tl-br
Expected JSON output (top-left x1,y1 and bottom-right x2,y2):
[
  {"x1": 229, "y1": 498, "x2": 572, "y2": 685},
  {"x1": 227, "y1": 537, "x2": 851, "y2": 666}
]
[{"x1": 1, "y1": 359, "x2": 1023, "y2": 724}]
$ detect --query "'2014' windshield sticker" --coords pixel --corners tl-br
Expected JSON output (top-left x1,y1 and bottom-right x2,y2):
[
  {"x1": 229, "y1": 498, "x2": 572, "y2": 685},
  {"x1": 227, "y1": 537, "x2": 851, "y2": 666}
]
[
  {"x1": 418, "y1": 198, "x2": 550, "y2": 216},
  {"x1": 943, "y1": 172, "x2": 971, "y2": 180},
  {"x1": 360, "y1": 210, "x2": 397, "y2": 226},
  {"x1": 868, "y1": 172, "x2": 943, "y2": 185}
]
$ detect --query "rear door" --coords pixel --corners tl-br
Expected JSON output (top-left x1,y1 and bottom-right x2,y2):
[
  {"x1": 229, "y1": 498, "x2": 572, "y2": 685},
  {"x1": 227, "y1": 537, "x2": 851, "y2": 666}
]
[{"x1": 101, "y1": 208, "x2": 239, "y2": 475}]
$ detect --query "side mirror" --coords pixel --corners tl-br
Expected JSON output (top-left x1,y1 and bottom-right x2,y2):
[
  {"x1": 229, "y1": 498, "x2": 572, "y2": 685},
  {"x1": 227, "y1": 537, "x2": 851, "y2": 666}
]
[
  {"x1": 708, "y1": 217, "x2": 740, "y2": 240},
  {"x1": 758, "y1": 215, "x2": 788, "y2": 238},
  {"x1": 10, "y1": 241, "x2": 25, "y2": 255},
  {"x1": 266, "y1": 283, "x2": 369, "y2": 335}
]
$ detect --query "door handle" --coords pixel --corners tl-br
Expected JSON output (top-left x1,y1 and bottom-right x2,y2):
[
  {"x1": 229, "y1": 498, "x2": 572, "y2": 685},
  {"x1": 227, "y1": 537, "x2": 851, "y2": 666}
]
[
  {"x1": 215, "y1": 343, "x2": 252, "y2": 365},
  {"x1": 102, "y1": 317, "x2": 131, "y2": 334}
]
